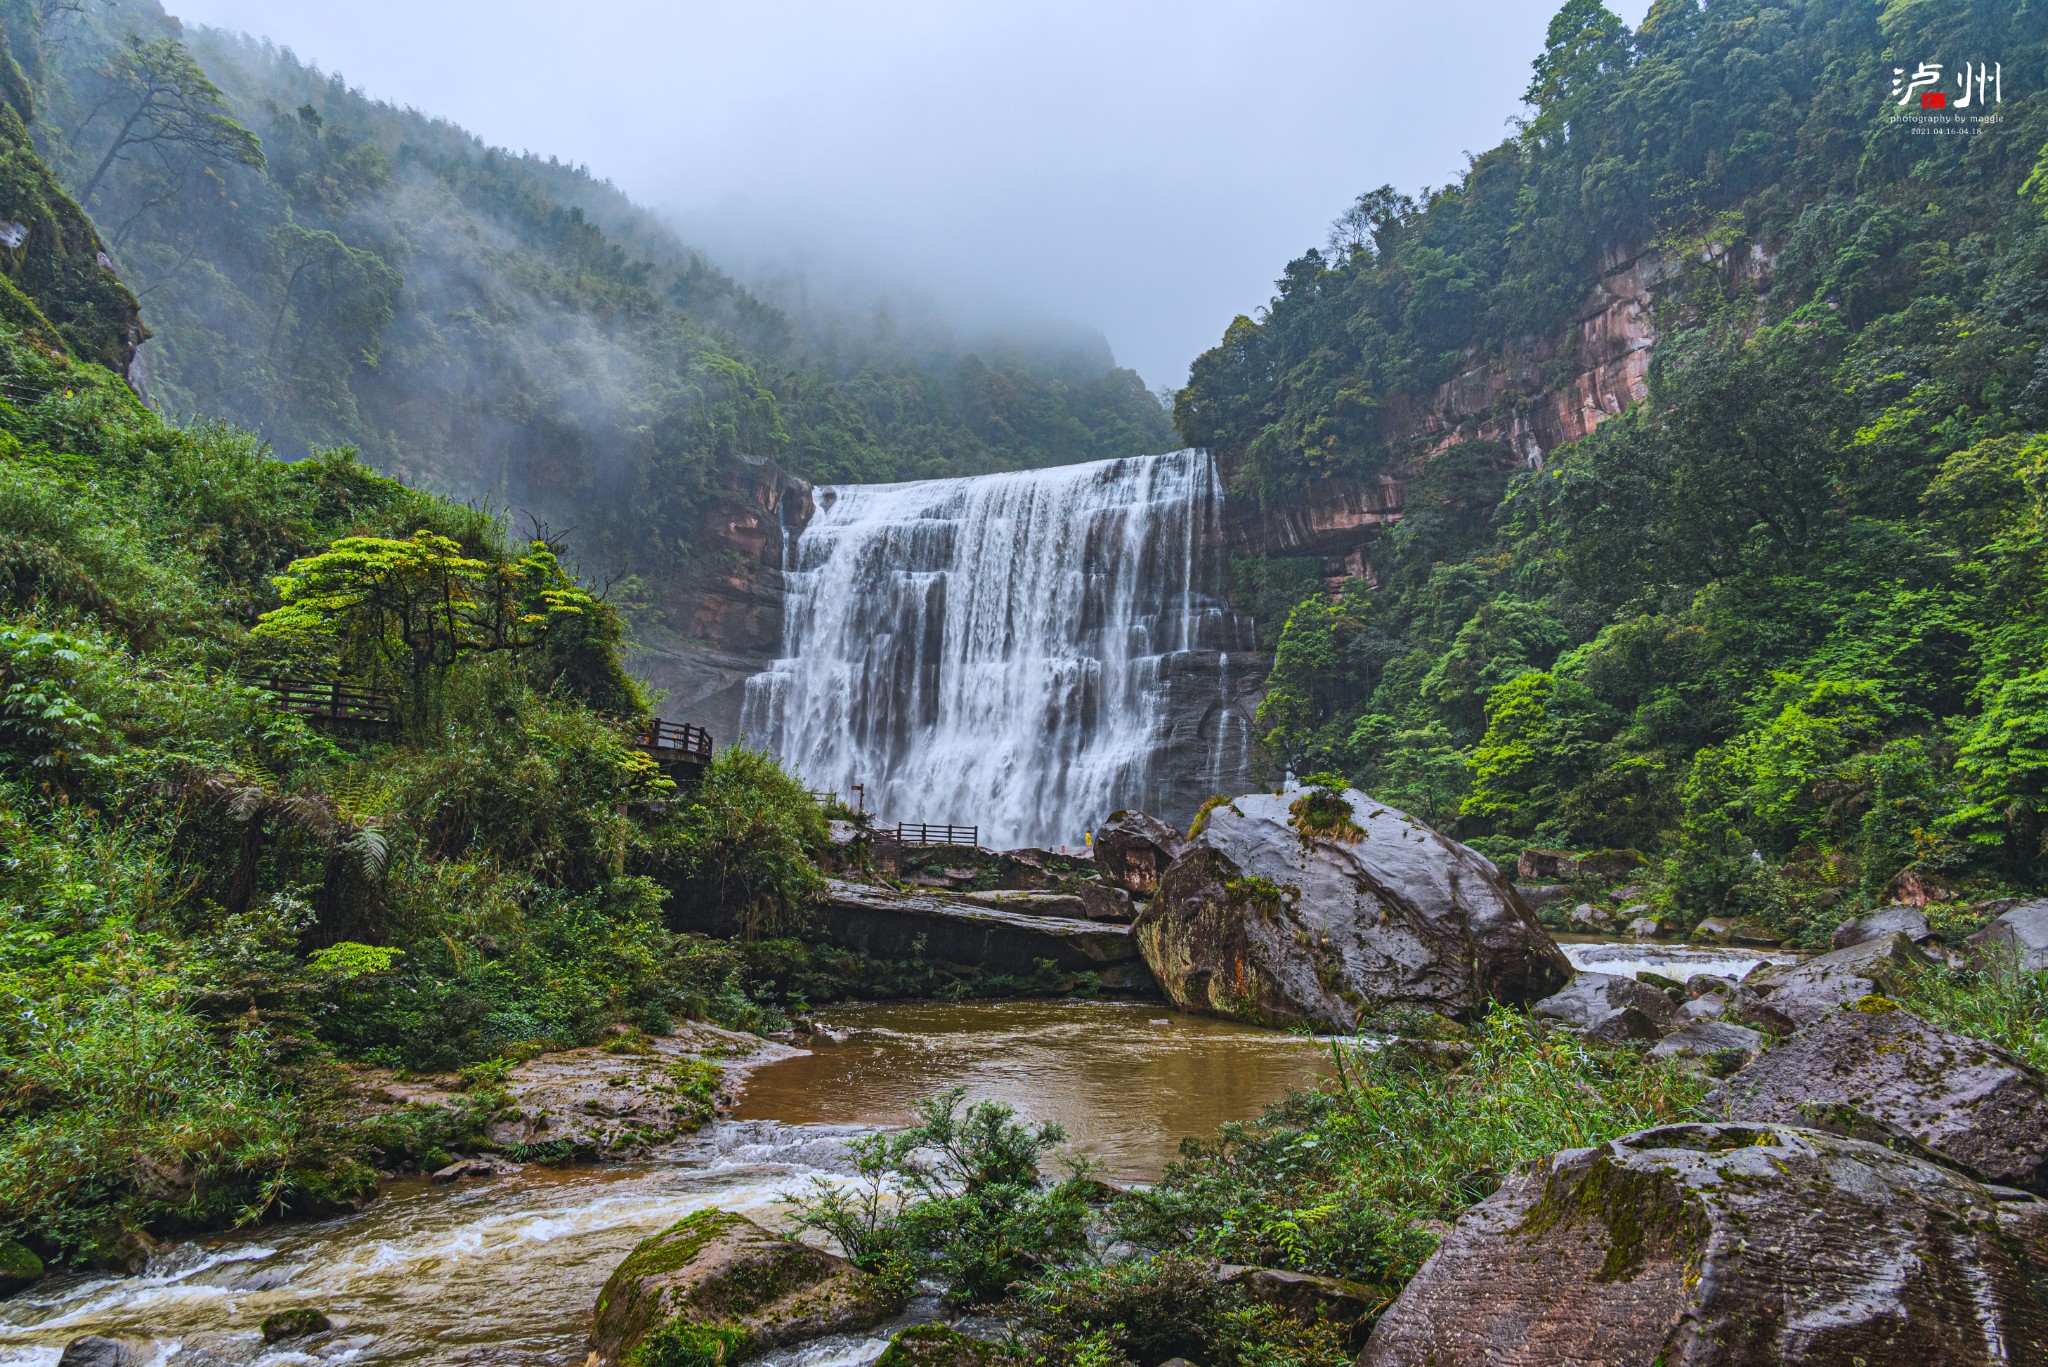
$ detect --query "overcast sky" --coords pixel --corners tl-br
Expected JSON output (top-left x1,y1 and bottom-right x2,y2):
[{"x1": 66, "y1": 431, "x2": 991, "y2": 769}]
[{"x1": 166, "y1": 0, "x2": 1653, "y2": 388}]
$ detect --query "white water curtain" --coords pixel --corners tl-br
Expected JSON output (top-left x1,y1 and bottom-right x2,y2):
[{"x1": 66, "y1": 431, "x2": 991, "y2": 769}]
[{"x1": 741, "y1": 449, "x2": 1230, "y2": 848}]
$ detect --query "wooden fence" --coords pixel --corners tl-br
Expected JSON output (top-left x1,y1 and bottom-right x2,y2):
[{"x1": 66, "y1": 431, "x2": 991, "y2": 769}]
[
  {"x1": 637, "y1": 718, "x2": 714, "y2": 761},
  {"x1": 258, "y1": 676, "x2": 399, "y2": 735}
]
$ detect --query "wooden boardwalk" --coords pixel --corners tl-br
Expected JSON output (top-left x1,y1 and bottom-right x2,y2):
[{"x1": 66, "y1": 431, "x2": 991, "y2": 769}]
[{"x1": 257, "y1": 677, "x2": 715, "y2": 778}]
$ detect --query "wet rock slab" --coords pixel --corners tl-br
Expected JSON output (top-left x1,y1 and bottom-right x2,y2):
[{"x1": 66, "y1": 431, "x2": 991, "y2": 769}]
[
  {"x1": 818, "y1": 878, "x2": 1145, "y2": 979},
  {"x1": 1359, "y1": 1122, "x2": 2048, "y2": 1366},
  {"x1": 347, "y1": 1021, "x2": 792, "y2": 1161},
  {"x1": 1715, "y1": 1001, "x2": 2048, "y2": 1192},
  {"x1": 1734, "y1": 931, "x2": 1932, "y2": 1033}
]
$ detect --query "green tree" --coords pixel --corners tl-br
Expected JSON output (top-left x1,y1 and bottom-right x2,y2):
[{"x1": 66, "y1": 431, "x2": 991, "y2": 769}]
[
  {"x1": 250, "y1": 531, "x2": 605, "y2": 725},
  {"x1": 70, "y1": 34, "x2": 263, "y2": 207}
]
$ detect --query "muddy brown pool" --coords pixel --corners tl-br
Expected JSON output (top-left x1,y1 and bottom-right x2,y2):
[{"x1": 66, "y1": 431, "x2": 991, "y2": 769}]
[{"x1": 732, "y1": 998, "x2": 1333, "y2": 1181}]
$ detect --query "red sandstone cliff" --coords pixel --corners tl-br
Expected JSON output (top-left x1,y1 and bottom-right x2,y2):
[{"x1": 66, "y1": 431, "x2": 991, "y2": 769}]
[
  {"x1": 1227, "y1": 239, "x2": 1772, "y2": 584},
  {"x1": 629, "y1": 454, "x2": 812, "y2": 745}
]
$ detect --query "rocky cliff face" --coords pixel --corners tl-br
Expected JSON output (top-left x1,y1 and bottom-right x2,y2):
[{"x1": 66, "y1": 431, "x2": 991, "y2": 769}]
[
  {"x1": 629, "y1": 454, "x2": 811, "y2": 745},
  {"x1": 0, "y1": 48, "x2": 145, "y2": 380},
  {"x1": 1228, "y1": 241, "x2": 1771, "y2": 586}
]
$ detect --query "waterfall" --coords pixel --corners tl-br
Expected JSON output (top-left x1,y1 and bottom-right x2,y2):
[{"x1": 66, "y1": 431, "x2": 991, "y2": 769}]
[{"x1": 740, "y1": 449, "x2": 1253, "y2": 849}]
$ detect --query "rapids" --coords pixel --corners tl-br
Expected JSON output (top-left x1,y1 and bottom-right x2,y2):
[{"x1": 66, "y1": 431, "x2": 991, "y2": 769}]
[{"x1": 740, "y1": 450, "x2": 1255, "y2": 848}]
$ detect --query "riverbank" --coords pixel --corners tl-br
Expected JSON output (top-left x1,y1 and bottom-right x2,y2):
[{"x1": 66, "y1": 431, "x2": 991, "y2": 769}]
[{"x1": 0, "y1": 934, "x2": 1809, "y2": 1364}]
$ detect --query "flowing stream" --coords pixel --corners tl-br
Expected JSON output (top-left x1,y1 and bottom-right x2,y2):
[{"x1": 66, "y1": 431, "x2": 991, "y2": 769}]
[
  {"x1": 0, "y1": 947, "x2": 1788, "y2": 1367},
  {"x1": 740, "y1": 451, "x2": 1255, "y2": 848}
]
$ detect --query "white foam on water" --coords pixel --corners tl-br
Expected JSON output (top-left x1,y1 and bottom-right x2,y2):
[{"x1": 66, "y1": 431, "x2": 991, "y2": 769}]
[{"x1": 1561, "y1": 940, "x2": 1800, "y2": 982}]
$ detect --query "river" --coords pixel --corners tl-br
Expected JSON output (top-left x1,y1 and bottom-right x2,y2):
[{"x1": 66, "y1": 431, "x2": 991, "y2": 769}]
[{"x1": 0, "y1": 944, "x2": 1786, "y2": 1367}]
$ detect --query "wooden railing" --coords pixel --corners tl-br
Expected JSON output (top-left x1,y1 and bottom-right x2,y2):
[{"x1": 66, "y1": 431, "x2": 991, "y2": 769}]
[
  {"x1": 875, "y1": 821, "x2": 979, "y2": 848},
  {"x1": 637, "y1": 718, "x2": 714, "y2": 761},
  {"x1": 258, "y1": 676, "x2": 398, "y2": 734}
]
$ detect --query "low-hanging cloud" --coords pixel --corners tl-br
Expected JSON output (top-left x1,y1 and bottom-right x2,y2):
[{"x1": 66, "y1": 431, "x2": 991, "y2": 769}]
[{"x1": 163, "y1": 0, "x2": 1656, "y2": 389}]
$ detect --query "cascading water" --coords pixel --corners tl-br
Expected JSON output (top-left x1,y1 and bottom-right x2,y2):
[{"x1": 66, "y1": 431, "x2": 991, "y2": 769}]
[{"x1": 741, "y1": 449, "x2": 1254, "y2": 848}]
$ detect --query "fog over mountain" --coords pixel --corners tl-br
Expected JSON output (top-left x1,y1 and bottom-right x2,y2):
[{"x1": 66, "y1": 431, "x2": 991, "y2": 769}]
[{"x1": 168, "y1": 0, "x2": 1655, "y2": 388}]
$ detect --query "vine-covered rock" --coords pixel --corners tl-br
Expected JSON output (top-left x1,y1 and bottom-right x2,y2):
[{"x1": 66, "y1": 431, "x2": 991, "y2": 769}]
[
  {"x1": 1130, "y1": 789, "x2": 1569, "y2": 1029},
  {"x1": 590, "y1": 1209, "x2": 902, "y2": 1367},
  {"x1": 1359, "y1": 1123, "x2": 2048, "y2": 1366},
  {"x1": 874, "y1": 1325, "x2": 1005, "y2": 1367},
  {"x1": 0, "y1": 42, "x2": 143, "y2": 376},
  {"x1": 0, "y1": 1237, "x2": 41, "y2": 1297},
  {"x1": 1714, "y1": 1001, "x2": 2048, "y2": 1193}
]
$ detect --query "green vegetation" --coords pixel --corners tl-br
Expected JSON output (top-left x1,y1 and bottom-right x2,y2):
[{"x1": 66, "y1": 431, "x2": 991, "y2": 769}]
[
  {"x1": 787, "y1": 1087, "x2": 1091, "y2": 1305},
  {"x1": 0, "y1": 0, "x2": 1171, "y2": 611},
  {"x1": 0, "y1": 89, "x2": 833, "y2": 1264},
  {"x1": 1896, "y1": 945, "x2": 2048, "y2": 1072},
  {"x1": 790, "y1": 1015, "x2": 1705, "y2": 1367},
  {"x1": 1194, "y1": 0, "x2": 2048, "y2": 941}
]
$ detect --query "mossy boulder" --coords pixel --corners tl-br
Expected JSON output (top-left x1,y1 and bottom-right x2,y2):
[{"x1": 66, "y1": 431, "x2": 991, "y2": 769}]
[
  {"x1": 1132, "y1": 789, "x2": 1569, "y2": 1030},
  {"x1": 589, "y1": 1209, "x2": 902, "y2": 1367},
  {"x1": 1713, "y1": 1003, "x2": 2048, "y2": 1192},
  {"x1": 1734, "y1": 931, "x2": 1932, "y2": 1032},
  {"x1": 874, "y1": 1324, "x2": 1007, "y2": 1367},
  {"x1": 0, "y1": 1237, "x2": 42, "y2": 1296},
  {"x1": 1360, "y1": 1122, "x2": 2048, "y2": 1366}
]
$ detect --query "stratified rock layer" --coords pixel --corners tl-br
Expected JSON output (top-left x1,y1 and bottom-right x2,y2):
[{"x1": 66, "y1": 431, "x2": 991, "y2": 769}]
[
  {"x1": 1132, "y1": 790, "x2": 1569, "y2": 1028},
  {"x1": 1092, "y1": 810, "x2": 1189, "y2": 897},
  {"x1": 1359, "y1": 1123, "x2": 2048, "y2": 1367}
]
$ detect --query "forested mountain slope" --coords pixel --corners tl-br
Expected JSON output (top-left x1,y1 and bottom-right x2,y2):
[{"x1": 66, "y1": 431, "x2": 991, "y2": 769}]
[
  {"x1": 1186, "y1": 0, "x2": 2048, "y2": 940},
  {"x1": 0, "y1": 0, "x2": 1169, "y2": 587},
  {"x1": 0, "y1": 45, "x2": 833, "y2": 1262}
]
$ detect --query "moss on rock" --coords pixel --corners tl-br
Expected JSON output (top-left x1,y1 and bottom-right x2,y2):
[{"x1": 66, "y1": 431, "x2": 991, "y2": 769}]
[
  {"x1": 874, "y1": 1324, "x2": 1007, "y2": 1367},
  {"x1": 590, "y1": 1209, "x2": 901, "y2": 1367},
  {"x1": 0, "y1": 1237, "x2": 42, "y2": 1296}
]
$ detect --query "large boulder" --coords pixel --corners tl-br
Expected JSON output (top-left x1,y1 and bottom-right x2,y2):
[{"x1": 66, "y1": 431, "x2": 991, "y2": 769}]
[
  {"x1": 1970, "y1": 899, "x2": 2048, "y2": 970},
  {"x1": 1831, "y1": 905, "x2": 1935, "y2": 950},
  {"x1": 1358, "y1": 1123, "x2": 2048, "y2": 1367},
  {"x1": 1131, "y1": 790, "x2": 1569, "y2": 1029},
  {"x1": 1531, "y1": 972, "x2": 1677, "y2": 1043},
  {"x1": 1093, "y1": 810, "x2": 1189, "y2": 896},
  {"x1": 1714, "y1": 1001, "x2": 2048, "y2": 1193},
  {"x1": 590, "y1": 1209, "x2": 901, "y2": 1367},
  {"x1": 1733, "y1": 932, "x2": 1931, "y2": 1033},
  {"x1": 1647, "y1": 1019, "x2": 1763, "y2": 1074}
]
